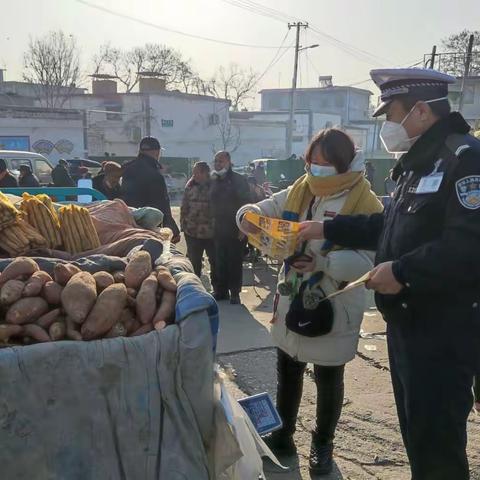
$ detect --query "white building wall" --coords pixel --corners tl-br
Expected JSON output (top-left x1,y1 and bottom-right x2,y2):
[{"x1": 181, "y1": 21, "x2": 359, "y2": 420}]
[
  {"x1": 231, "y1": 118, "x2": 287, "y2": 166},
  {"x1": 67, "y1": 92, "x2": 231, "y2": 161},
  {"x1": 148, "y1": 94, "x2": 230, "y2": 161},
  {"x1": 0, "y1": 113, "x2": 84, "y2": 165}
]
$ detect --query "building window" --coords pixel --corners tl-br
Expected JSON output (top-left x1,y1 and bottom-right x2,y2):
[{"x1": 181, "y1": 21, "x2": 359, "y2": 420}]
[
  {"x1": 268, "y1": 94, "x2": 283, "y2": 110},
  {"x1": 209, "y1": 113, "x2": 220, "y2": 125},
  {"x1": 106, "y1": 105, "x2": 122, "y2": 121}
]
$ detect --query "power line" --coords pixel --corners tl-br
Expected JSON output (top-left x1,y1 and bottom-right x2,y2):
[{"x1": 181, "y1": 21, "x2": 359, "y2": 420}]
[
  {"x1": 75, "y1": 0, "x2": 292, "y2": 49},
  {"x1": 255, "y1": 31, "x2": 292, "y2": 85},
  {"x1": 218, "y1": 0, "x2": 391, "y2": 66}
]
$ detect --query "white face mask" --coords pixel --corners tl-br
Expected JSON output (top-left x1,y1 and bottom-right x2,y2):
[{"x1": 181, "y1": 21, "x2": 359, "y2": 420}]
[
  {"x1": 212, "y1": 167, "x2": 228, "y2": 177},
  {"x1": 379, "y1": 96, "x2": 448, "y2": 153},
  {"x1": 309, "y1": 164, "x2": 337, "y2": 177}
]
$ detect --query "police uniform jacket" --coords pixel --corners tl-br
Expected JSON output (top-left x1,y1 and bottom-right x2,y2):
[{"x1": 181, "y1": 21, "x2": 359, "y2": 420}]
[{"x1": 324, "y1": 113, "x2": 480, "y2": 348}]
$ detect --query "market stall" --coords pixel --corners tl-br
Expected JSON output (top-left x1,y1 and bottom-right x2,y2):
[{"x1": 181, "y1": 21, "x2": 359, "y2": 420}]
[{"x1": 0, "y1": 190, "x2": 277, "y2": 479}]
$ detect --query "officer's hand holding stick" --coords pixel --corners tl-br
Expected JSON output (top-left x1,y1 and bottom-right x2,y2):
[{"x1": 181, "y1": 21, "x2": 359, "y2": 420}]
[
  {"x1": 366, "y1": 262, "x2": 404, "y2": 295},
  {"x1": 297, "y1": 221, "x2": 404, "y2": 295}
]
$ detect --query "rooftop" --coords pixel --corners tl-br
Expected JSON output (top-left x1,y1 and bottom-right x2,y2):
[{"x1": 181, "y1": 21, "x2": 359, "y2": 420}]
[{"x1": 259, "y1": 86, "x2": 373, "y2": 96}]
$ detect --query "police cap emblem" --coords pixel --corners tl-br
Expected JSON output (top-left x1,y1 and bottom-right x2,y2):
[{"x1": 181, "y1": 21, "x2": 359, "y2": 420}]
[{"x1": 456, "y1": 176, "x2": 480, "y2": 210}]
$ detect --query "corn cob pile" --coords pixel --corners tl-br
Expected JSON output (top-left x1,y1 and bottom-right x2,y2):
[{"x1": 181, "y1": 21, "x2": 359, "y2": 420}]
[
  {"x1": 20, "y1": 193, "x2": 62, "y2": 249},
  {"x1": 0, "y1": 192, "x2": 20, "y2": 230},
  {"x1": 58, "y1": 204, "x2": 101, "y2": 254}
]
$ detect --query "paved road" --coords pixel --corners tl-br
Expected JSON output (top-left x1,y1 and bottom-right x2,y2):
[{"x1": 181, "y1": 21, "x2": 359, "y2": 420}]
[{"x1": 171, "y1": 206, "x2": 480, "y2": 480}]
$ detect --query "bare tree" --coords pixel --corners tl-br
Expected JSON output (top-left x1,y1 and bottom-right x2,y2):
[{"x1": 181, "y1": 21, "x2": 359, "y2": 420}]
[
  {"x1": 23, "y1": 31, "x2": 81, "y2": 108},
  {"x1": 92, "y1": 43, "x2": 197, "y2": 93},
  {"x1": 440, "y1": 30, "x2": 480, "y2": 76},
  {"x1": 208, "y1": 64, "x2": 259, "y2": 111},
  {"x1": 212, "y1": 108, "x2": 241, "y2": 153}
]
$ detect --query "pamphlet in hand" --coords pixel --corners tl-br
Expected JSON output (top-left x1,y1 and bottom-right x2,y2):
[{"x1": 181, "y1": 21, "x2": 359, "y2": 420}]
[{"x1": 244, "y1": 211, "x2": 300, "y2": 260}]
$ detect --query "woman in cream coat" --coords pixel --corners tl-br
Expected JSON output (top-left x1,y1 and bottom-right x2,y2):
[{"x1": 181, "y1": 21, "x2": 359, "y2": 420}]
[{"x1": 238, "y1": 128, "x2": 383, "y2": 475}]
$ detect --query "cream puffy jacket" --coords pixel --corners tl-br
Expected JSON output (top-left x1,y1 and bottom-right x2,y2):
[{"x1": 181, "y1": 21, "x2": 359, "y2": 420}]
[{"x1": 238, "y1": 183, "x2": 375, "y2": 366}]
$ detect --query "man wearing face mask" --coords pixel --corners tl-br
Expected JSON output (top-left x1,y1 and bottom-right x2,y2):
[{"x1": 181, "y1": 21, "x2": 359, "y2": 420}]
[
  {"x1": 297, "y1": 68, "x2": 480, "y2": 480},
  {"x1": 210, "y1": 151, "x2": 251, "y2": 304}
]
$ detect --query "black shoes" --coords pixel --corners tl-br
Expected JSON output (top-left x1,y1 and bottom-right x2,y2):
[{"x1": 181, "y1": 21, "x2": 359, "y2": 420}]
[
  {"x1": 309, "y1": 435, "x2": 334, "y2": 475},
  {"x1": 263, "y1": 431, "x2": 296, "y2": 457},
  {"x1": 230, "y1": 294, "x2": 241, "y2": 305}
]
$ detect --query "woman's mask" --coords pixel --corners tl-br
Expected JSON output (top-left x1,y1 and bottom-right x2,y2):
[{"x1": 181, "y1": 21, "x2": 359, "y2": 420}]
[{"x1": 308, "y1": 164, "x2": 337, "y2": 178}]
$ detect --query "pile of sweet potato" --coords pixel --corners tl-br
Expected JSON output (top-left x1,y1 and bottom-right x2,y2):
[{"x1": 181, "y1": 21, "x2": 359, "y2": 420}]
[{"x1": 0, "y1": 251, "x2": 177, "y2": 345}]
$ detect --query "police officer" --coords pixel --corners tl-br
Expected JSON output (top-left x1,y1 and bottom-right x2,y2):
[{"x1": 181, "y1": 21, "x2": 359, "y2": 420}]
[{"x1": 297, "y1": 68, "x2": 480, "y2": 480}]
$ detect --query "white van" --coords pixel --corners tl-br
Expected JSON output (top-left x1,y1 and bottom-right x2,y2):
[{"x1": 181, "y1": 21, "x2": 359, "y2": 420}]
[{"x1": 0, "y1": 150, "x2": 54, "y2": 185}]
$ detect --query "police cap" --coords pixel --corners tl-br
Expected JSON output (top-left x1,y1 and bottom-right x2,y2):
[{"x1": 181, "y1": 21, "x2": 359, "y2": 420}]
[{"x1": 370, "y1": 68, "x2": 456, "y2": 117}]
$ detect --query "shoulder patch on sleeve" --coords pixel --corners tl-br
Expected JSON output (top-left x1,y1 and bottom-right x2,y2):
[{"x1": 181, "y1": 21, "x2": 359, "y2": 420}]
[{"x1": 456, "y1": 176, "x2": 480, "y2": 209}]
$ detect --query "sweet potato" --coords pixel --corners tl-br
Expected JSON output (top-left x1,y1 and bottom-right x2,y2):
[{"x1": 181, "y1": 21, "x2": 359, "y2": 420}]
[
  {"x1": 42, "y1": 281, "x2": 63, "y2": 305},
  {"x1": 120, "y1": 309, "x2": 139, "y2": 334},
  {"x1": 154, "y1": 320, "x2": 167, "y2": 332},
  {"x1": 126, "y1": 288, "x2": 137, "y2": 298},
  {"x1": 23, "y1": 324, "x2": 50, "y2": 343},
  {"x1": 125, "y1": 251, "x2": 152, "y2": 289},
  {"x1": 6, "y1": 297, "x2": 49, "y2": 325},
  {"x1": 61, "y1": 272, "x2": 97, "y2": 324},
  {"x1": 23, "y1": 271, "x2": 52, "y2": 297},
  {"x1": 54, "y1": 263, "x2": 81, "y2": 286},
  {"x1": 37, "y1": 308, "x2": 61, "y2": 329},
  {"x1": 93, "y1": 271, "x2": 114, "y2": 292},
  {"x1": 136, "y1": 274, "x2": 158, "y2": 324},
  {"x1": 0, "y1": 280, "x2": 25, "y2": 305},
  {"x1": 156, "y1": 266, "x2": 177, "y2": 292},
  {"x1": 112, "y1": 271, "x2": 125, "y2": 283},
  {"x1": 152, "y1": 290, "x2": 176, "y2": 325},
  {"x1": 81, "y1": 284, "x2": 127, "y2": 340},
  {"x1": 105, "y1": 322, "x2": 127, "y2": 338},
  {"x1": 126, "y1": 295, "x2": 136, "y2": 309},
  {"x1": 130, "y1": 323, "x2": 153, "y2": 337},
  {"x1": 0, "y1": 257, "x2": 39, "y2": 285},
  {"x1": 49, "y1": 321, "x2": 66, "y2": 341},
  {"x1": 0, "y1": 324, "x2": 23, "y2": 342},
  {"x1": 66, "y1": 317, "x2": 82, "y2": 341}
]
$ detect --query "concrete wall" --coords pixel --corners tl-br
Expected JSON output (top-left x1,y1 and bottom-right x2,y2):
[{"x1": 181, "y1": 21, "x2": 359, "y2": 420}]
[
  {"x1": 0, "y1": 108, "x2": 84, "y2": 165},
  {"x1": 67, "y1": 92, "x2": 230, "y2": 162}
]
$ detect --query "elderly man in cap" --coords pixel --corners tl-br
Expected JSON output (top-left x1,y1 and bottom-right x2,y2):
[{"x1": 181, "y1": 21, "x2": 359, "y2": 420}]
[
  {"x1": 297, "y1": 68, "x2": 480, "y2": 480},
  {"x1": 122, "y1": 136, "x2": 180, "y2": 242}
]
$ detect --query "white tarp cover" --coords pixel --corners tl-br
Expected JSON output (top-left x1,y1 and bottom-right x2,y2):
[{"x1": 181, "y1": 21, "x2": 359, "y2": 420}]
[{"x1": 0, "y1": 310, "x2": 215, "y2": 480}]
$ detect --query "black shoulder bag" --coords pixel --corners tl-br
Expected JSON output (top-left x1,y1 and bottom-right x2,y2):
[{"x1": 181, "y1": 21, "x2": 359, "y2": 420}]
[{"x1": 285, "y1": 199, "x2": 334, "y2": 337}]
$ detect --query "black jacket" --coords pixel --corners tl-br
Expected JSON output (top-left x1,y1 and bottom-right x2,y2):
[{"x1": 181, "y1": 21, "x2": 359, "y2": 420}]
[
  {"x1": 210, "y1": 169, "x2": 251, "y2": 238},
  {"x1": 0, "y1": 172, "x2": 18, "y2": 188},
  {"x1": 19, "y1": 173, "x2": 40, "y2": 188},
  {"x1": 52, "y1": 165, "x2": 75, "y2": 187},
  {"x1": 324, "y1": 113, "x2": 480, "y2": 315},
  {"x1": 121, "y1": 153, "x2": 179, "y2": 236},
  {"x1": 92, "y1": 173, "x2": 121, "y2": 200}
]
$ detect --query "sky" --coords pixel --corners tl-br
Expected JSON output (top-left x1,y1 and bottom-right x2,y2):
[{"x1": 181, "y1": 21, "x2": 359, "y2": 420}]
[{"x1": 1, "y1": 0, "x2": 479, "y2": 107}]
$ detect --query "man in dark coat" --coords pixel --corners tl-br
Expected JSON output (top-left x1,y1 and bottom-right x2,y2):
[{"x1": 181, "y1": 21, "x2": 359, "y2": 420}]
[
  {"x1": 18, "y1": 165, "x2": 40, "y2": 187},
  {"x1": 121, "y1": 136, "x2": 180, "y2": 242},
  {"x1": 0, "y1": 159, "x2": 18, "y2": 188},
  {"x1": 51, "y1": 159, "x2": 75, "y2": 187},
  {"x1": 210, "y1": 151, "x2": 251, "y2": 304}
]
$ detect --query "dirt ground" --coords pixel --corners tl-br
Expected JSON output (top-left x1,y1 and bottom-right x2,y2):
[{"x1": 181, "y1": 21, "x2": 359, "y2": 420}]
[{"x1": 171, "y1": 206, "x2": 480, "y2": 480}]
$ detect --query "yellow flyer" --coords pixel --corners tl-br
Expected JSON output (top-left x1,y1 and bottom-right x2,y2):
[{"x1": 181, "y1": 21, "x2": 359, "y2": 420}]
[{"x1": 244, "y1": 211, "x2": 300, "y2": 259}]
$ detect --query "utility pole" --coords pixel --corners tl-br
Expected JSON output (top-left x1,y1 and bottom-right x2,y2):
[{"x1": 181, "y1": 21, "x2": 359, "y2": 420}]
[
  {"x1": 428, "y1": 45, "x2": 437, "y2": 69},
  {"x1": 286, "y1": 22, "x2": 308, "y2": 158},
  {"x1": 458, "y1": 34, "x2": 475, "y2": 113}
]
